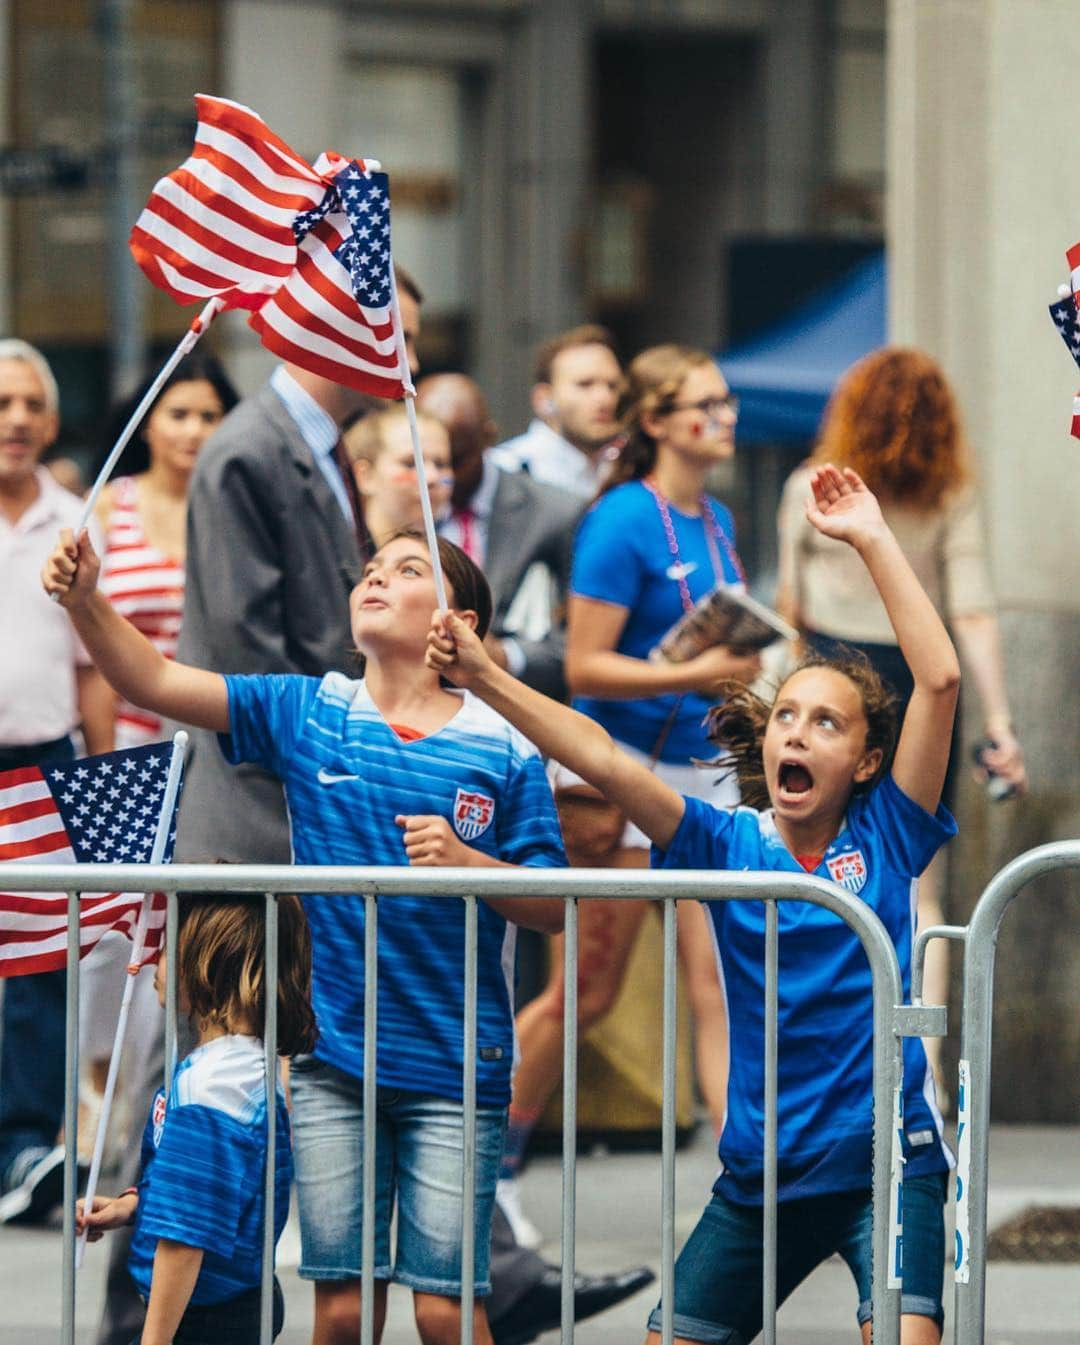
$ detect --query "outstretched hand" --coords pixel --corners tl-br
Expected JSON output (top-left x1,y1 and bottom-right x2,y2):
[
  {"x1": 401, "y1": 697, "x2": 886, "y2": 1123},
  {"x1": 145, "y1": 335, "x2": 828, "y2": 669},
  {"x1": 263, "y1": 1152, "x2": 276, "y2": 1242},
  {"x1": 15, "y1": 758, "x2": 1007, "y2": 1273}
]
[
  {"x1": 804, "y1": 464, "x2": 886, "y2": 548},
  {"x1": 425, "y1": 610, "x2": 492, "y2": 689},
  {"x1": 42, "y1": 527, "x2": 100, "y2": 608}
]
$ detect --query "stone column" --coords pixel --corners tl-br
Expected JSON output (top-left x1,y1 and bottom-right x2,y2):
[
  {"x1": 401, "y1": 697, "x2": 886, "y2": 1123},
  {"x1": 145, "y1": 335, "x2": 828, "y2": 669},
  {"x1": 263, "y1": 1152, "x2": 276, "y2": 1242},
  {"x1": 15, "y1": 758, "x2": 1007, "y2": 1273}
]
[{"x1": 887, "y1": 0, "x2": 1080, "y2": 1119}]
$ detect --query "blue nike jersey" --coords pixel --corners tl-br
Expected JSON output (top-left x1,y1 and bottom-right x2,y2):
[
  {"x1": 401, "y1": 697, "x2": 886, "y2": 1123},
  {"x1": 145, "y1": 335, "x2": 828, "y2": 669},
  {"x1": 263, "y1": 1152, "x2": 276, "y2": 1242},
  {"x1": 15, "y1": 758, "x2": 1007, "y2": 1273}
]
[
  {"x1": 128, "y1": 1035, "x2": 291, "y2": 1305},
  {"x1": 653, "y1": 773, "x2": 956, "y2": 1204},
  {"x1": 221, "y1": 672, "x2": 566, "y2": 1106}
]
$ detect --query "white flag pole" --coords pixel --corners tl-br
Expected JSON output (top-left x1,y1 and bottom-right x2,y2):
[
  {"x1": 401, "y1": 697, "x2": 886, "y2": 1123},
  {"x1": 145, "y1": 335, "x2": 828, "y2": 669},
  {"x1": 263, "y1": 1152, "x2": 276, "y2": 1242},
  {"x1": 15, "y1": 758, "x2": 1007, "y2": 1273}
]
[
  {"x1": 76, "y1": 732, "x2": 188, "y2": 1270},
  {"x1": 386, "y1": 268, "x2": 449, "y2": 612},
  {"x1": 77, "y1": 298, "x2": 224, "y2": 532}
]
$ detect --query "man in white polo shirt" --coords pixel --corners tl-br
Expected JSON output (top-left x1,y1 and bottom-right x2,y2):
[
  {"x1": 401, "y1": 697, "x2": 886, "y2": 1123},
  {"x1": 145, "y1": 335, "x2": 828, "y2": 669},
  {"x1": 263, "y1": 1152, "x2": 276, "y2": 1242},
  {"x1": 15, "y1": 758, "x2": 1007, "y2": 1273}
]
[{"x1": 0, "y1": 339, "x2": 112, "y2": 1225}]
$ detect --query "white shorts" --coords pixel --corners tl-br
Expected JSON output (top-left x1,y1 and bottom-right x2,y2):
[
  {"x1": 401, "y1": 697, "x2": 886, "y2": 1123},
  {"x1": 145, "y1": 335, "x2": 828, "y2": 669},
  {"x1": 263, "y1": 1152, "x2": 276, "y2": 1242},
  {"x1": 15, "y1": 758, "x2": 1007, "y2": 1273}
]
[{"x1": 549, "y1": 738, "x2": 740, "y2": 851}]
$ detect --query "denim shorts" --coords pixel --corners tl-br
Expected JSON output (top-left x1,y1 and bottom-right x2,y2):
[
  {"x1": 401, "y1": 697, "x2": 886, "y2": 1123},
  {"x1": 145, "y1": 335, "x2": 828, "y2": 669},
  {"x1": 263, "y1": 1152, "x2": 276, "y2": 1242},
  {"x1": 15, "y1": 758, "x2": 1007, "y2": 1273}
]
[
  {"x1": 646, "y1": 1173, "x2": 948, "y2": 1344},
  {"x1": 289, "y1": 1055, "x2": 506, "y2": 1296}
]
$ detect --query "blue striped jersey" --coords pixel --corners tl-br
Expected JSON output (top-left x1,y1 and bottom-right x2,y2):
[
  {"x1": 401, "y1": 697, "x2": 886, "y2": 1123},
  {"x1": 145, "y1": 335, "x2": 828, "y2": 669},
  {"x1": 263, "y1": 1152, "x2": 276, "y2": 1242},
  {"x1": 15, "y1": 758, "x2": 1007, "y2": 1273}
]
[
  {"x1": 221, "y1": 672, "x2": 566, "y2": 1105},
  {"x1": 653, "y1": 772, "x2": 956, "y2": 1204},
  {"x1": 128, "y1": 1035, "x2": 291, "y2": 1305}
]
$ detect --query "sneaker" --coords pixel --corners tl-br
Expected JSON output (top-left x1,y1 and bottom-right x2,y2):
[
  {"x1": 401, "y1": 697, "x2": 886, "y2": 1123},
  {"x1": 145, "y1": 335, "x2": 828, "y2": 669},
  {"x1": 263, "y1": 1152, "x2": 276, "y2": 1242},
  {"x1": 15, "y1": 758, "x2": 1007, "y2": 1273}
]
[
  {"x1": 495, "y1": 1177, "x2": 544, "y2": 1251},
  {"x1": 0, "y1": 1145, "x2": 66, "y2": 1225}
]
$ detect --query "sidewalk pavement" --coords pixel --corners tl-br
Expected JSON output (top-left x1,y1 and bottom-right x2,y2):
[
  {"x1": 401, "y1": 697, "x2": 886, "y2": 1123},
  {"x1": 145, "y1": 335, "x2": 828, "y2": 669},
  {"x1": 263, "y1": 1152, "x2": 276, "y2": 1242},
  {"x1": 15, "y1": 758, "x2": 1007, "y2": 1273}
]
[{"x1": 1, "y1": 1123, "x2": 1076, "y2": 1344}]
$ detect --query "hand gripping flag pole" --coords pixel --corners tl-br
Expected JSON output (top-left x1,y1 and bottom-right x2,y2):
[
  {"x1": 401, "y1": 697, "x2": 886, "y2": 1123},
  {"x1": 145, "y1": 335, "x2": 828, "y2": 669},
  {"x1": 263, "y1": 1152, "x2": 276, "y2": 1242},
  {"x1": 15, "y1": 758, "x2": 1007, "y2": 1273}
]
[{"x1": 76, "y1": 732, "x2": 188, "y2": 1270}]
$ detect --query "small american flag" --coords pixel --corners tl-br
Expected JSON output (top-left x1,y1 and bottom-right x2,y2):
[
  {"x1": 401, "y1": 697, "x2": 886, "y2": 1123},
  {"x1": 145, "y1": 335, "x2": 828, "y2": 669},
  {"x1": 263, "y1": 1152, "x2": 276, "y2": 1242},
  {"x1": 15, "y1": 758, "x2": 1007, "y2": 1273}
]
[
  {"x1": 131, "y1": 95, "x2": 409, "y2": 399},
  {"x1": 0, "y1": 744, "x2": 182, "y2": 977},
  {"x1": 250, "y1": 159, "x2": 407, "y2": 398}
]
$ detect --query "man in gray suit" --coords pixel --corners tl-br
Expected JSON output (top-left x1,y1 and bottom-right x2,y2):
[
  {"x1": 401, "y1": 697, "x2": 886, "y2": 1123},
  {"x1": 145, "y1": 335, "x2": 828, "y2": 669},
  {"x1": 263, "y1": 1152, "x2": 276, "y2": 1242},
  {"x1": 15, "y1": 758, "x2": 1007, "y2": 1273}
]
[{"x1": 417, "y1": 373, "x2": 582, "y2": 701}]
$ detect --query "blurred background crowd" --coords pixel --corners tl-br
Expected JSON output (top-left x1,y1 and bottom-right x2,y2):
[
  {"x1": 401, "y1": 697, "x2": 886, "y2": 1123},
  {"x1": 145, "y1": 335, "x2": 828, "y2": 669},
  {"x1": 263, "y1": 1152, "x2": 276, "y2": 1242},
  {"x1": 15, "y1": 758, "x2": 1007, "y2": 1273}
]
[{"x1": 0, "y1": 2, "x2": 1078, "y2": 1331}]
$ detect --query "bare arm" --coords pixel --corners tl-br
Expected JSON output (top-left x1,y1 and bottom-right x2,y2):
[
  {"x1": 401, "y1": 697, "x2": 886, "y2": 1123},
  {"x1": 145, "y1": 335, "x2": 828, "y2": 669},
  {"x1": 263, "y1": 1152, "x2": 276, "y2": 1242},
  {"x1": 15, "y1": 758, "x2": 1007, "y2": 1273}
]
[
  {"x1": 76, "y1": 666, "x2": 116, "y2": 755},
  {"x1": 805, "y1": 467, "x2": 960, "y2": 813},
  {"x1": 427, "y1": 613, "x2": 687, "y2": 851},
  {"x1": 951, "y1": 610, "x2": 1027, "y2": 791},
  {"x1": 141, "y1": 1240, "x2": 204, "y2": 1345},
  {"x1": 566, "y1": 596, "x2": 762, "y2": 701},
  {"x1": 43, "y1": 529, "x2": 229, "y2": 734}
]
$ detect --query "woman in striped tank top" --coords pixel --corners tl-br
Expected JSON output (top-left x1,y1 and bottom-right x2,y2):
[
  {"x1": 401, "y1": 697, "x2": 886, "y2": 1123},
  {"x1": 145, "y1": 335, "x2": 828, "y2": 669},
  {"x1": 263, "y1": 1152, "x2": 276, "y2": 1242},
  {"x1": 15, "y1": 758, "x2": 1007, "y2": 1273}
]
[
  {"x1": 78, "y1": 355, "x2": 238, "y2": 1155},
  {"x1": 94, "y1": 355, "x2": 238, "y2": 747}
]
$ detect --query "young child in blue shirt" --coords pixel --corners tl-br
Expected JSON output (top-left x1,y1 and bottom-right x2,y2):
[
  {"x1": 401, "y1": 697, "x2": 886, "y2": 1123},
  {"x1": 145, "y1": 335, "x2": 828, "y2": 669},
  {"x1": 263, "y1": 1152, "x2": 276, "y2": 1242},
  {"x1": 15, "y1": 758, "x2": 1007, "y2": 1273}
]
[
  {"x1": 77, "y1": 891, "x2": 315, "y2": 1345},
  {"x1": 48, "y1": 528, "x2": 566, "y2": 1345},
  {"x1": 427, "y1": 464, "x2": 960, "y2": 1345}
]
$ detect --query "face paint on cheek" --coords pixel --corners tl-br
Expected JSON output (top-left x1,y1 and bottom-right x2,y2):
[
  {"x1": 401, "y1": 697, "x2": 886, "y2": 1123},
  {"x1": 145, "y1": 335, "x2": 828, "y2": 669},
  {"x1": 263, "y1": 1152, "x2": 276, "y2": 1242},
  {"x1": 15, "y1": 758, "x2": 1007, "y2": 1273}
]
[{"x1": 690, "y1": 420, "x2": 704, "y2": 439}]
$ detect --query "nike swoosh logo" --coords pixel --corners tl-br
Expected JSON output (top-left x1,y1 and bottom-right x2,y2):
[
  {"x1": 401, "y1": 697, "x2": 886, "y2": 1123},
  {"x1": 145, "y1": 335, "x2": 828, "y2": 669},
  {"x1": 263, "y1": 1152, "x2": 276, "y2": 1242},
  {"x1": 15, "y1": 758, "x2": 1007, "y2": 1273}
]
[
  {"x1": 317, "y1": 767, "x2": 359, "y2": 785},
  {"x1": 666, "y1": 561, "x2": 698, "y2": 580}
]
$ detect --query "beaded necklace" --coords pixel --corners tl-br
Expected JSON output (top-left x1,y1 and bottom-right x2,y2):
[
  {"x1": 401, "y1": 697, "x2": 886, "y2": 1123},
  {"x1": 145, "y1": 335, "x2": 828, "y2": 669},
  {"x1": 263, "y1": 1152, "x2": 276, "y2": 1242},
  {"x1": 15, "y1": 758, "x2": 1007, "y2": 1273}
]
[{"x1": 642, "y1": 475, "x2": 745, "y2": 615}]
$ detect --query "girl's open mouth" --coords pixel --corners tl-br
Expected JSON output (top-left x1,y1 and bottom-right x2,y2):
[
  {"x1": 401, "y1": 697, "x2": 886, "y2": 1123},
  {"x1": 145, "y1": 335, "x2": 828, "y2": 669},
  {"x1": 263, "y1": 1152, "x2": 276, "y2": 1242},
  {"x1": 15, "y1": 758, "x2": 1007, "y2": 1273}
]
[{"x1": 778, "y1": 761, "x2": 814, "y2": 801}]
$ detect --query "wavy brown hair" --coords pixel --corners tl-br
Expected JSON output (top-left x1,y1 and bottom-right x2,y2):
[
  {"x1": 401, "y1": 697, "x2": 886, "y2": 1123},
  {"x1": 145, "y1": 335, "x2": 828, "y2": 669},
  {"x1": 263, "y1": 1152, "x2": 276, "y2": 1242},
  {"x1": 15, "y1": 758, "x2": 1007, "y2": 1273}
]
[
  {"x1": 703, "y1": 649, "x2": 899, "y2": 810},
  {"x1": 812, "y1": 347, "x2": 971, "y2": 509},
  {"x1": 601, "y1": 344, "x2": 714, "y2": 495},
  {"x1": 177, "y1": 892, "x2": 317, "y2": 1057}
]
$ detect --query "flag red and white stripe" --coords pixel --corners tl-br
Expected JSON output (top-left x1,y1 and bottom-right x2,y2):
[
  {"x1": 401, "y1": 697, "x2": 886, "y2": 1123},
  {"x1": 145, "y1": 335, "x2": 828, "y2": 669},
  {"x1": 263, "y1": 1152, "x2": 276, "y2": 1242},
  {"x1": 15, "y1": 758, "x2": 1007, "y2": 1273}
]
[
  {"x1": 130, "y1": 96, "x2": 409, "y2": 399},
  {"x1": 1071, "y1": 393, "x2": 1080, "y2": 440},
  {"x1": 129, "y1": 94, "x2": 328, "y2": 312},
  {"x1": 250, "y1": 205, "x2": 407, "y2": 399}
]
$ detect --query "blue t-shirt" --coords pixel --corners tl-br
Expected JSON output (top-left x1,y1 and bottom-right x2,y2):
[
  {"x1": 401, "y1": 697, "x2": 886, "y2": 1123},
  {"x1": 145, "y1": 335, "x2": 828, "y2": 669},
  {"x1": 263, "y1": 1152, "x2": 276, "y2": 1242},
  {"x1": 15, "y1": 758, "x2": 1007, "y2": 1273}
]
[
  {"x1": 221, "y1": 672, "x2": 567, "y2": 1106},
  {"x1": 128, "y1": 1035, "x2": 291, "y2": 1305},
  {"x1": 571, "y1": 480, "x2": 743, "y2": 763},
  {"x1": 653, "y1": 773, "x2": 957, "y2": 1204}
]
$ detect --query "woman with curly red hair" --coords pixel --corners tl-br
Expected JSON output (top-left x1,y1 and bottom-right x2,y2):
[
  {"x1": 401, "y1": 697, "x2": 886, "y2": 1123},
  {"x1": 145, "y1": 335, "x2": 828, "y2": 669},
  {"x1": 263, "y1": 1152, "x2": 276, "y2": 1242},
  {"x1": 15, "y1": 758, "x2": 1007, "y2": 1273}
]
[{"x1": 776, "y1": 346, "x2": 1026, "y2": 1090}]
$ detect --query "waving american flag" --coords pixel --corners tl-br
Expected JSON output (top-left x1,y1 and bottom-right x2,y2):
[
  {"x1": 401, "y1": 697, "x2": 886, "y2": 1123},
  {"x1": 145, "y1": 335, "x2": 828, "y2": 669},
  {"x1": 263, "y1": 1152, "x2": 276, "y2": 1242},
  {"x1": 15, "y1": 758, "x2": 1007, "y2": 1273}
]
[
  {"x1": 0, "y1": 743, "x2": 183, "y2": 977},
  {"x1": 130, "y1": 94, "x2": 409, "y2": 399}
]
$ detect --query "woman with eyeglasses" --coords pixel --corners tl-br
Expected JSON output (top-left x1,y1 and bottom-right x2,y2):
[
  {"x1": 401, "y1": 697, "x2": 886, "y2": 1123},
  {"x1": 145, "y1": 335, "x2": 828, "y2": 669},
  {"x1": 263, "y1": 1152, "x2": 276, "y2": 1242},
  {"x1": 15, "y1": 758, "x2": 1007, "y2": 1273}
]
[
  {"x1": 343, "y1": 403, "x2": 454, "y2": 549},
  {"x1": 493, "y1": 345, "x2": 757, "y2": 1245}
]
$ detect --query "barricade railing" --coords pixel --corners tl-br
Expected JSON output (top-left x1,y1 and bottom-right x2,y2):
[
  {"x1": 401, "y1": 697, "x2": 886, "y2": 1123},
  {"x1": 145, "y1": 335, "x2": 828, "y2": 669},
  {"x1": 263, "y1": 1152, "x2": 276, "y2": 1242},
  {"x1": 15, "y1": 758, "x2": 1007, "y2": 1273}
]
[
  {"x1": 911, "y1": 839, "x2": 1080, "y2": 1345},
  {"x1": 6, "y1": 862, "x2": 917, "y2": 1345}
]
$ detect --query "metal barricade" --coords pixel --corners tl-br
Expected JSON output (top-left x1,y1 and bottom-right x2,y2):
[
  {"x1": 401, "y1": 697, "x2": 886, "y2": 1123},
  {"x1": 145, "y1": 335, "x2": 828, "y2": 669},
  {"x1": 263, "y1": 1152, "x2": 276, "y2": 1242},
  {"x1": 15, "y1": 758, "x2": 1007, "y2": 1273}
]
[
  {"x1": 7, "y1": 862, "x2": 915, "y2": 1345},
  {"x1": 911, "y1": 839, "x2": 1080, "y2": 1345}
]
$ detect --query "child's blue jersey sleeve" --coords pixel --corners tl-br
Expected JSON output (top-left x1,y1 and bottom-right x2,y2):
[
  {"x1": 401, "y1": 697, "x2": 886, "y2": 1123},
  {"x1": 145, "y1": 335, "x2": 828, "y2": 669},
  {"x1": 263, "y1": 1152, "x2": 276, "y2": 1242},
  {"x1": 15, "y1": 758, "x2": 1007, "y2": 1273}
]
[
  {"x1": 651, "y1": 795, "x2": 738, "y2": 872},
  {"x1": 134, "y1": 1104, "x2": 261, "y2": 1258},
  {"x1": 497, "y1": 752, "x2": 568, "y2": 869},
  {"x1": 860, "y1": 773, "x2": 957, "y2": 876},
  {"x1": 219, "y1": 673, "x2": 321, "y2": 777}
]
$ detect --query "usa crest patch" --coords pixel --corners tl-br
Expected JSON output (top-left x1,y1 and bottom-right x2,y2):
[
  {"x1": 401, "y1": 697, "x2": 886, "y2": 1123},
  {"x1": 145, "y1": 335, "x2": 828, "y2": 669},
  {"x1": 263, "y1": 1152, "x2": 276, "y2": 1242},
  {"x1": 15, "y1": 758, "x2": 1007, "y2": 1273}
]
[
  {"x1": 152, "y1": 1092, "x2": 167, "y2": 1146},
  {"x1": 826, "y1": 849, "x2": 868, "y2": 894},
  {"x1": 453, "y1": 788, "x2": 495, "y2": 842}
]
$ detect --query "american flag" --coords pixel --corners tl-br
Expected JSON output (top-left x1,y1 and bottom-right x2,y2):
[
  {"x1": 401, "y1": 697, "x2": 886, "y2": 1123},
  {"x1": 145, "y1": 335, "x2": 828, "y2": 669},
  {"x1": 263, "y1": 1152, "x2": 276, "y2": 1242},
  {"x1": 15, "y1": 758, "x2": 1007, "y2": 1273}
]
[
  {"x1": 130, "y1": 94, "x2": 327, "y2": 312},
  {"x1": 1048, "y1": 242, "x2": 1080, "y2": 441},
  {"x1": 0, "y1": 744, "x2": 182, "y2": 977},
  {"x1": 130, "y1": 94, "x2": 408, "y2": 399},
  {"x1": 250, "y1": 159, "x2": 407, "y2": 398}
]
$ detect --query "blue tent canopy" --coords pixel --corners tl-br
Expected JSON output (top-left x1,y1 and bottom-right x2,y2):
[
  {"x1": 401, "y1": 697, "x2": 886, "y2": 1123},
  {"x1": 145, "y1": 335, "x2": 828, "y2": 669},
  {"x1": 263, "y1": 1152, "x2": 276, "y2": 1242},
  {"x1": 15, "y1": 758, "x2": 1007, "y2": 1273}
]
[{"x1": 717, "y1": 253, "x2": 886, "y2": 444}]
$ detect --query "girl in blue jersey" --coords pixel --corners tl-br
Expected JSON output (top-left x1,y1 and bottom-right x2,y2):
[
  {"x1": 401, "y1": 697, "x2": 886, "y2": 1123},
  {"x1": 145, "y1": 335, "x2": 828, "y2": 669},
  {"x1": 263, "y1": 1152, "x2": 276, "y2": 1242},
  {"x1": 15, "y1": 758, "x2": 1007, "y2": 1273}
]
[
  {"x1": 428, "y1": 464, "x2": 960, "y2": 1345},
  {"x1": 47, "y1": 528, "x2": 566, "y2": 1345},
  {"x1": 77, "y1": 892, "x2": 315, "y2": 1345}
]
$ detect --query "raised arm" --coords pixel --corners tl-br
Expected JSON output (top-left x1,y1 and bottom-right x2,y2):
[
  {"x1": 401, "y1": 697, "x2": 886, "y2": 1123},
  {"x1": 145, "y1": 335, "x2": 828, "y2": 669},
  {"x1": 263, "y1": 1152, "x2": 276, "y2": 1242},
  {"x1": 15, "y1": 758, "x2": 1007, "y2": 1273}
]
[
  {"x1": 804, "y1": 466, "x2": 960, "y2": 812},
  {"x1": 427, "y1": 612, "x2": 687, "y2": 851},
  {"x1": 43, "y1": 529, "x2": 230, "y2": 734}
]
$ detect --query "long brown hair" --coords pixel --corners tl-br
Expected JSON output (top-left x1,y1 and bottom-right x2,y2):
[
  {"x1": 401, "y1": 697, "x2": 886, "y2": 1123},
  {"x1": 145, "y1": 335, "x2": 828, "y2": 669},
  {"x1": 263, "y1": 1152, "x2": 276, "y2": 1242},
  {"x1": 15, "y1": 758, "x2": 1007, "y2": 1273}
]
[
  {"x1": 704, "y1": 649, "x2": 898, "y2": 810},
  {"x1": 177, "y1": 892, "x2": 317, "y2": 1057},
  {"x1": 601, "y1": 344, "x2": 714, "y2": 495},
  {"x1": 813, "y1": 347, "x2": 971, "y2": 509}
]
